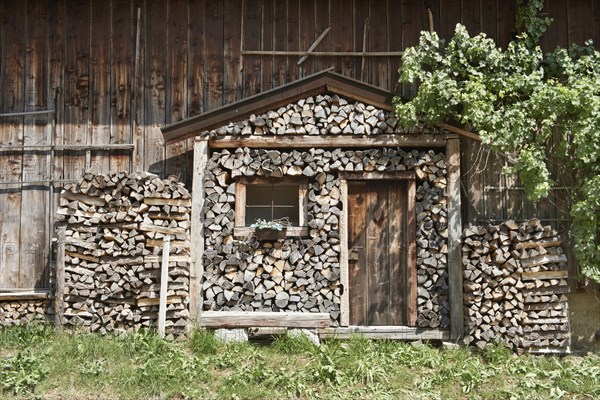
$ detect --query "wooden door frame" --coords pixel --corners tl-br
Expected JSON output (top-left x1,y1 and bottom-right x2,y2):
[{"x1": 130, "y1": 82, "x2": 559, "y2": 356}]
[{"x1": 339, "y1": 171, "x2": 417, "y2": 327}]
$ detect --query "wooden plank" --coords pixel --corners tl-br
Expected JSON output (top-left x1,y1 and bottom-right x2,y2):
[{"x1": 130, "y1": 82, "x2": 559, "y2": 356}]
[
  {"x1": 55, "y1": 225, "x2": 66, "y2": 330},
  {"x1": 157, "y1": 236, "x2": 170, "y2": 338},
  {"x1": 143, "y1": 254, "x2": 189, "y2": 263},
  {"x1": 165, "y1": 0, "x2": 189, "y2": 179},
  {"x1": 312, "y1": 0, "x2": 330, "y2": 74},
  {"x1": 61, "y1": 191, "x2": 107, "y2": 206},
  {"x1": 260, "y1": 0, "x2": 275, "y2": 91},
  {"x1": 205, "y1": 0, "x2": 224, "y2": 110},
  {"x1": 568, "y1": 0, "x2": 592, "y2": 46},
  {"x1": 0, "y1": 0, "x2": 26, "y2": 289},
  {"x1": 353, "y1": 0, "x2": 368, "y2": 81},
  {"x1": 199, "y1": 311, "x2": 330, "y2": 328},
  {"x1": 446, "y1": 137, "x2": 464, "y2": 341},
  {"x1": 521, "y1": 270, "x2": 569, "y2": 281},
  {"x1": 368, "y1": 0, "x2": 388, "y2": 89},
  {"x1": 367, "y1": 182, "x2": 388, "y2": 325},
  {"x1": 330, "y1": 0, "x2": 354, "y2": 77},
  {"x1": 143, "y1": 197, "x2": 191, "y2": 207},
  {"x1": 388, "y1": 0, "x2": 404, "y2": 91},
  {"x1": 224, "y1": 0, "x2": 242, "y2": 101},
  {"x1": 22, "y1": 0, "x2": 50, "y2": 288},
  {"x1": 144, "y1": 0, "x2": 167, "y2": 175},
  {"x1": 139, "y1": 223, "x2": 187, "y2": 235},
  {"x1": 298, "y1": 0, "x2": 315, "y2": 77},
  {"x1": 63, "y1": 0, "x2": 90, "y2": 182},
  {"x1": 439, "y1": 0, "x2": 461, "y2": 41},
  {"x1": 514, "y1": 237, "x2": 562, "y2": 250},
  {"x1": 348, "y1": 181, "x2": 367, "y2": 325},
  {"x1": 209, "y1": 134, "x2": 450, "y2": 149},
  {"x1": 242, "y1": 0, "x2": 261, "y2": 97},
  {"x1": 496, "y1": 0, "x2": 516, "y2": 49},
  {"x1": 90, "y1": 0, "x2": 111, "y2": 175},
  {"x1": 233, "y1": 226, "x2": 308, "y2": 238},
  {"x1": 0, "y1": 291, "x2": 50, "y2": 301},
  {"x1": 137, "y1": 295, "x2": 182, "y2": 307},
  {"x1": 286, "y1": 0, "x2": 300, "y2": 82},
  {"x1": 521, "y1": 254, "x2": 568, "y2": 269},
  {"x1": 318, "y1": 326, "x2": 450, "y2": 340},
  {"x1": 272, "y1": 0, "x2": 287, "y2": 87},
  {"x1": 460, "y1": 0, "x2": 481, "y2": 35},
  {"x1": 401, "y1": 0, "x2": 423, "y2": 98},
  {"x1": 132, "y1": 3, "x2": 145, "y2": 172},
  {"x1": 480, "y1": 0, "x2": 498, "y2": 41},
  {"x1": 146, "y1": 239, "x2": 190, "y2": 249},
  {"x1": 388, "y1": 181, "x2": 404, "y2": 326},
  {"x1": 407, "y1": 178, "x2": 417, "y2": 326},
  {"x1": 339, "y1": 171, "x2": 416, "y2": 181},
  {"x1": 189, "y1": 138, "x2": 208, "y2": 324},
  {"x1": 339, "y1": 178, "x2": 350, "y2": 326}
]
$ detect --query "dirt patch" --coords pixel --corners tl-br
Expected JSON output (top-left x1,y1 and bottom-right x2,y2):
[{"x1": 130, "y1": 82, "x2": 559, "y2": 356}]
[{"x1": 568, "y1": 280, "x2": 600, "y2": 354}]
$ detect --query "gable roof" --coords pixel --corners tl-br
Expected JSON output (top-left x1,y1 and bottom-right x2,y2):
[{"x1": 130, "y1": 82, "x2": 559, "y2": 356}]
[{"x1": 161, "y1": 70, "x2": 396, "y2": 144}]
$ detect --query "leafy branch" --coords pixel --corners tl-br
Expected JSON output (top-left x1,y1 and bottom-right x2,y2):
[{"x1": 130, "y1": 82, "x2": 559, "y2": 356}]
[{"x1": 394, "y1": 0, "x2": 600, "y2": 282}]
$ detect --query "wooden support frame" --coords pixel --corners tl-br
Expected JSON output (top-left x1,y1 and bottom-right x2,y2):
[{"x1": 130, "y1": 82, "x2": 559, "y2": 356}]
[
  {"x1": 446, "y1": 137, "x2": 464, "y2": 342},
  {"x1": 199, "y1": 311, "x2": 330, "y2": 329},
  {"x1": 209, "y1": 134, "x2": 450, "y2": 149},
  {"x1": 319, "y1": 326, "x2": 449, "y2": 340},
  {"x1": 189, "y1": 138, "x2": 209, "y2": 326},
  {"x1": 339, "y1": 171, "x2": 417, "y2": 327},
  {"x1": 55, "y1": 225, "x2": 66, "y2": 331}
]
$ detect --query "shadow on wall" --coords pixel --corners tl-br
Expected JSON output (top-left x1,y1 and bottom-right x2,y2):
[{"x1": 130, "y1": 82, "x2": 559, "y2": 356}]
[{"x1": 568, "y1": 281, "x2": 600, "y2": 354}]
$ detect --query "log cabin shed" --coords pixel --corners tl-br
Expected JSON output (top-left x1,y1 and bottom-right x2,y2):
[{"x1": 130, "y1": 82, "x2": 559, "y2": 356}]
[{"x1": 162, "y1": 70, "x2": 465, "y2": 341}]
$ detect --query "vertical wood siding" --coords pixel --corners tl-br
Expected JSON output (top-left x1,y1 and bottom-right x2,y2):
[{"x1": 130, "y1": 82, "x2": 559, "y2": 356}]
[{"x1": 0, "y1": 0, "x2": 597, "y2": 289}]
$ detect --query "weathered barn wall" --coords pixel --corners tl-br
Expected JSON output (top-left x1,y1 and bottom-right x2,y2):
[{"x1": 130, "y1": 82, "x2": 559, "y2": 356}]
[{"x1": 0, "y1": 0, "x2": 597, "y2": 289}]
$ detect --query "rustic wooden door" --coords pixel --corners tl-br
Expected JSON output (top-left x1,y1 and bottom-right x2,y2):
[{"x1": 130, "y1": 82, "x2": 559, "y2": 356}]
[{"x1": 347, "y1": 179, "x2": 416, "y2": 326}]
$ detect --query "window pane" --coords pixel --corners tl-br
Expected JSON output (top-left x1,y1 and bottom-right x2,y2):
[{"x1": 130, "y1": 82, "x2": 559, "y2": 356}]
[
  {"x1": 273, "y1": 206, "x2": 299, "y2": 225},
  {"x1": 246, "y1": 185, "x2": 272, "y2": 206},
  {"x1": 246, "y1": 207, "x2": 272, "y2": 226},
  {"x1": 273, "y1": 185, "x2": 298, "y2": 206}
]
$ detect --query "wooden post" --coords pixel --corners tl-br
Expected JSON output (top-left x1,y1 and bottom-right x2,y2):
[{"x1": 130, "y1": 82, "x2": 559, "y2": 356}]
[
  {"x1": 55, "y1": 225, "x2": 66, "y2": 332},
  {"x1": 158, "y1": 235, "x2": 171, "y2": 338},
  {"x1": 446, "y1": 137, "x2": 464, "y2": 342},
  {"x1": 189, "y1": 137, "x2": 209, "y2": 327},
  {"x1": 339, "y1": 179, "x2": 349, "y2": 326}
]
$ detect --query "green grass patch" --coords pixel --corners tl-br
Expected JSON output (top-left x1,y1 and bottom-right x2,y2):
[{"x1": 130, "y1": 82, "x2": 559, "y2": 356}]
[{"x1": 0, "y1": 324, "x2": 598, "y2": 399}]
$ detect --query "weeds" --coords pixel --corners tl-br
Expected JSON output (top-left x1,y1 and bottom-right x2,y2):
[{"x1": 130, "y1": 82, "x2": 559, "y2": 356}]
[{"x1": 0, "y1": 324, "x2": 598, "y2": 399}]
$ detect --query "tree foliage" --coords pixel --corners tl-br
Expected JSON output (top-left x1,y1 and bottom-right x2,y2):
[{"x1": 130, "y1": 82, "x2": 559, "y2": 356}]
[{"x1": 394, "y1": 0, "x2": 600, "y2": 282}]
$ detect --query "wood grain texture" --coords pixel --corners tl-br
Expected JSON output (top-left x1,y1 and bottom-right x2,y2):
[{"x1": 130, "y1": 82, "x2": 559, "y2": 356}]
[
  {"x1": 165, "y1": 0, "x2": 188, "y2": 179},
  {"x1": 199, "y1": 311, "x2": 330, "y2": 328},
  {"x1": 0, "y1": 0, "x2": 26, "y2": 288},
  {"x1": 446, "y1": 137, "x2": 464, "y2": 341}
]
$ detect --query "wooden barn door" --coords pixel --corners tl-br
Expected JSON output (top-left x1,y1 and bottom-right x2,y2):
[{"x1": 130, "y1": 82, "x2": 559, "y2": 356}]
[{"x1": 347, "y1": 179, "x2": 416, "y2": 326}]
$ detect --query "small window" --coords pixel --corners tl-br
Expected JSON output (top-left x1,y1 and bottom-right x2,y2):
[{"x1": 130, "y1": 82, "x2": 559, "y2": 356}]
[
  {"x1": 246, "y1": 184, "x2": 300, "y2": 226},
  {"x1": 234, "y1": 177, "x2": 308, "y2": 237}
]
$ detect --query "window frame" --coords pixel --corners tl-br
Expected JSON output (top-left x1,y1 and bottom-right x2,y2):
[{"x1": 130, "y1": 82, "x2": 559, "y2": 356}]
[{"x1": 233, "y1": 176, "x2": 309, "y2": 238}]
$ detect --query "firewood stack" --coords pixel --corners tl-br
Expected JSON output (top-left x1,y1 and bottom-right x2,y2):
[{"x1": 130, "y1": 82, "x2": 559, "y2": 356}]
[
  {"x1": 207, "y1": 94, "x2": 442, "y2": 137},
  {"x1": 55, "y1": 172, "x2": 191, "y2": 338},
  {"x1": 0, "y1": 300, "x2": 48, "y2": 326},
  {"x1": 204, "y1": 146, "x2": 449, "y2": 328},
  {"x1": 463, "y1": 219, "x2": 570, "y2": 353}
]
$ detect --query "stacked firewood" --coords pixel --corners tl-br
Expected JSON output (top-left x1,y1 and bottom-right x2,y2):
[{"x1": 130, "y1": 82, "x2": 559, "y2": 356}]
[
  {"x1": 204, "y1": 147, "x2": 449, "y2": 328},
  {"x1": 208, "y1": 94, "x2": 442, "y2": 137},
  {"x1": 463, "y1": 219, "x2": 570, "y2": 353},
  {"x1": 0, "y1": 300, "x2": 48, "y2": 326},
  {"x1": 55, "y1": 172, "x2": 191, "y2": 338}
]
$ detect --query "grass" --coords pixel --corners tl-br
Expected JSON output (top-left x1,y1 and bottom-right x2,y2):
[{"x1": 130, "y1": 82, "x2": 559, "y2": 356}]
[{"x1": 0, "y1": 324, "x2": 598, "y2": 399}]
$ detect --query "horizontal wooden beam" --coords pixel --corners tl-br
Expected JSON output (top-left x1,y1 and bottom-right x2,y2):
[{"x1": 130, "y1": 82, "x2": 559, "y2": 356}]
[
  {"x1": 339, "y1": 171, "x2": 415, "y2": 181},
  {"x1": 0, "y1": 290, "x2": 50, "y2": 301},
  {"x1": 318, "y1": 326, "x2": 449, "y2": 340},
  {"x1": 199, "y1": 311, "x2": 330, "y2": 329},
  {"x1": 209, "y1": 134, "x2": 452, "y2": 149},
  {"x1": 242, "y1": 50, "x2": 404, "y2": 57}
]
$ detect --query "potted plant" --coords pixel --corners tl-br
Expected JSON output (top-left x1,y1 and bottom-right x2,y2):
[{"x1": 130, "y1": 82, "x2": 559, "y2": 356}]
[{"x1": 250, "y1": 218, "x2": 288, "y2": 240}]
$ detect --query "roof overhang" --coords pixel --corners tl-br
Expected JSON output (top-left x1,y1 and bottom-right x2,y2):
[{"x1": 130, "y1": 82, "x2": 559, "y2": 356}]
[{"x1": 161, "y1": 70, "x2": 396, "y2": 144}]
